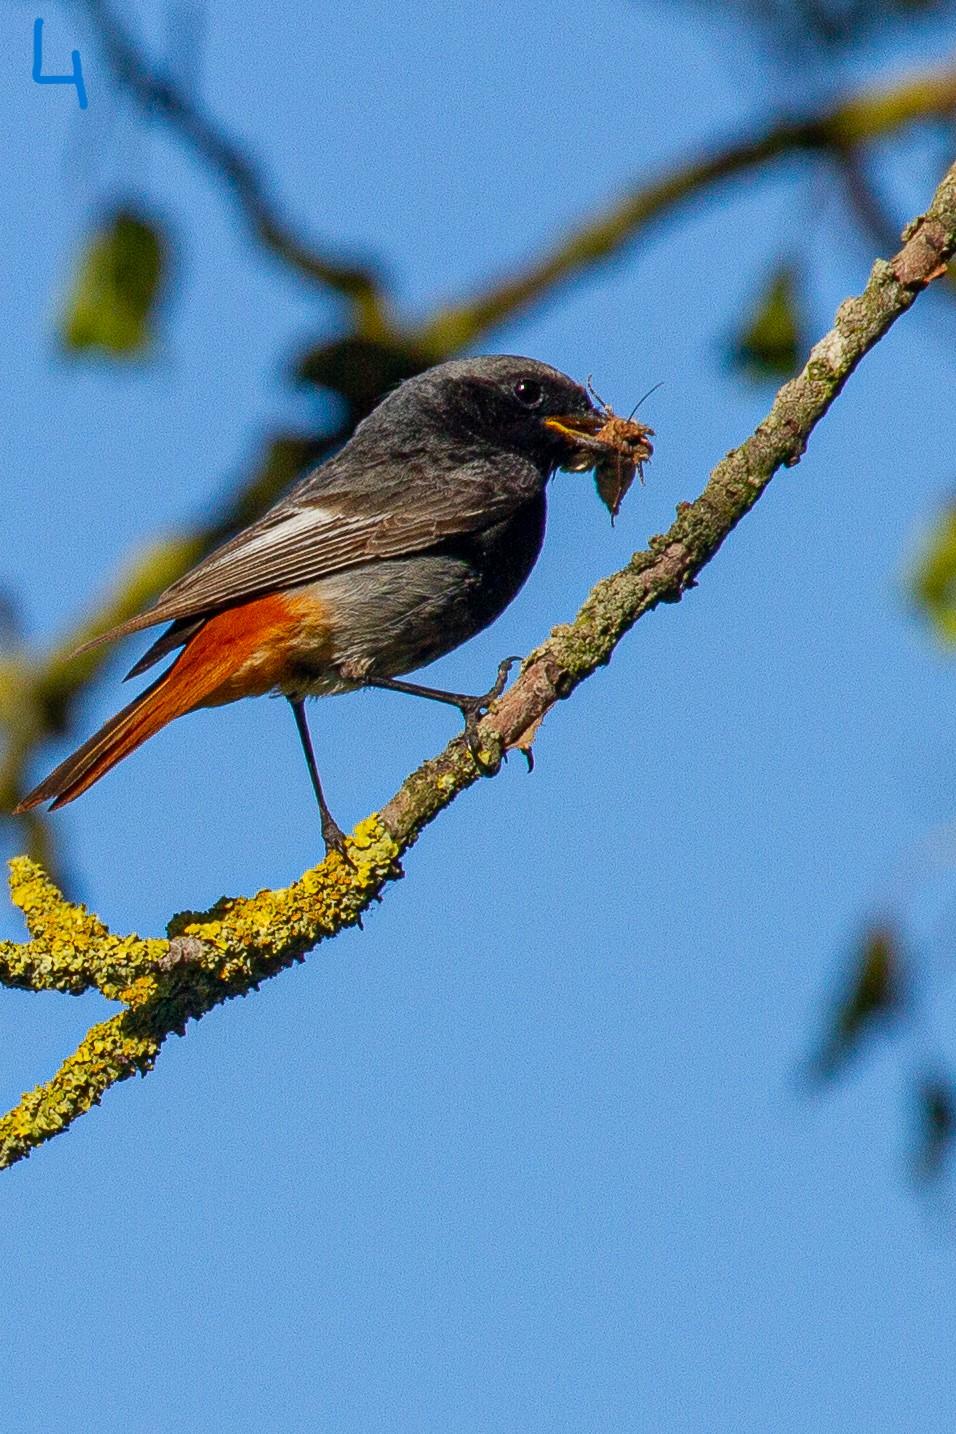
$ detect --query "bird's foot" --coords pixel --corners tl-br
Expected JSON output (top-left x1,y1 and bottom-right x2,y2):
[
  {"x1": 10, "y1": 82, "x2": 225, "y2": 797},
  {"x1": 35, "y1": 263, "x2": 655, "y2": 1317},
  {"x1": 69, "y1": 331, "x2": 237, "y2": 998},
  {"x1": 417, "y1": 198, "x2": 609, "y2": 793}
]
[
  {"x1": 321, "y1": 812, "x2": 356, "y2": 868},
  {"x1": 460, "y1": 656, "x2": 520, "y2": 769}
]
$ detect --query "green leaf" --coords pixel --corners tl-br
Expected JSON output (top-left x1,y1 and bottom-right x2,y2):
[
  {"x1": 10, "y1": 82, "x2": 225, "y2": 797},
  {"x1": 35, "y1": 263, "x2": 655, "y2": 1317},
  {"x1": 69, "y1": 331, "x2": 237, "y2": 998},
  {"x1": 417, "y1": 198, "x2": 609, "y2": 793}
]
[
  {"x1": 730, "y1": 264, "x2": 803, "y2": 382},
  {"x1": 59, "y1": 208, "x2": 167, "y2": 357},
  {"x1": 810, "y1": 926, "x2": 904, "y2": 1080},
  {"x1": 911, "y1": 505, "x2": 956, "y2": 643}
]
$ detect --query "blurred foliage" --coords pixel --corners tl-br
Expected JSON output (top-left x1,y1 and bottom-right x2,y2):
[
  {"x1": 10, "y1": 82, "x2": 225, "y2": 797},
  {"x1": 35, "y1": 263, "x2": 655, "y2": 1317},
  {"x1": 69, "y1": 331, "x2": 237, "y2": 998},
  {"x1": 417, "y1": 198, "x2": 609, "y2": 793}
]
[
  {"x1": 811, "y1": 924, "x2": 956, "y2": 1183},
  {"x1": 912, "y1": 1075, "x2": 956, "y2": 1181},
  {"x1": 730, "y1": 264, "x2": 804, "y2": 382},
  {"x1": 811, "y1": 927, "x2": 904, "y2": 1081},
  {"x1": 912, "y1": 504, "x2": 956, "y2": 642},
  {"x1": 59, "y1": 207, "x2": 167, "y2": 356},
  {"x1": 296, "y1": 336, "x2": 430, "y2": 415},
  {"x1": 0, "y1": 590, "x2": 22, "y2": 649},
  {"x1": 685, "y1": 0, "x2": 954, "y2": 48}
]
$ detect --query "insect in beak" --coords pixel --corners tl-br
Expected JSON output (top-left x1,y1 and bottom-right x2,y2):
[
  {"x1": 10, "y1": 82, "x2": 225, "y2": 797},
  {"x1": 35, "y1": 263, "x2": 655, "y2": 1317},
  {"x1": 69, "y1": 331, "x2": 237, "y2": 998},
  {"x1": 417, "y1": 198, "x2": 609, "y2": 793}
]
[{"x1": 546, "y1": 408, "x2": 654, "y2": 522}]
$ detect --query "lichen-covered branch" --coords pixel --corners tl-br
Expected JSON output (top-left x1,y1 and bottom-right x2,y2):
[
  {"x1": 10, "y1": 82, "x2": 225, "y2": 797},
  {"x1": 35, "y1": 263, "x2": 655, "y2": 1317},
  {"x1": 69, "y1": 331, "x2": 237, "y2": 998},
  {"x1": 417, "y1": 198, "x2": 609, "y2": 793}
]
[
  {"x1": 383, "y1": 163, "x2": 956, "y2": 840},
  {"x1": 2, "y1": 161, "x2": 953, "y2": 1171}
]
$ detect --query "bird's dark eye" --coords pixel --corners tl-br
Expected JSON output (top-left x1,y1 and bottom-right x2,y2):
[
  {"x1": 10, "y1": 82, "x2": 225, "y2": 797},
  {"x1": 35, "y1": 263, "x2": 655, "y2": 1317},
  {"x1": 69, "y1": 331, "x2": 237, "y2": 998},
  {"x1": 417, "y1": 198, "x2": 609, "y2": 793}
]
[{"x1": 513, "y1": 379, "x2": 543, "y2": 408}]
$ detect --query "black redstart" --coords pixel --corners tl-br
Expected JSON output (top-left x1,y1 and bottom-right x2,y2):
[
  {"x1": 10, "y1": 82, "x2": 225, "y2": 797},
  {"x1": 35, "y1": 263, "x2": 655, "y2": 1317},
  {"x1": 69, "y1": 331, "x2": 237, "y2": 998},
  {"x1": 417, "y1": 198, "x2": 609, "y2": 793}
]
[{"x1": 16, "y1": 355, "x2": 651, "y2": 853}]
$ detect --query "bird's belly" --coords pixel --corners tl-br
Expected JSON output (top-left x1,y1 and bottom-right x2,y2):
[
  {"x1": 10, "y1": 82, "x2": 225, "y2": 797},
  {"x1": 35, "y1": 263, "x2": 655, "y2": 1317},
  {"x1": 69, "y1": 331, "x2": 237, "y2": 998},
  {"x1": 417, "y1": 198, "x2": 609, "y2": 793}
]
[
  {"x1": 279, "y1": 495, "x2": 547, "y2": 697},
  {"x1": 293, "y1": 555, "x2": 490, "y2": 691}
]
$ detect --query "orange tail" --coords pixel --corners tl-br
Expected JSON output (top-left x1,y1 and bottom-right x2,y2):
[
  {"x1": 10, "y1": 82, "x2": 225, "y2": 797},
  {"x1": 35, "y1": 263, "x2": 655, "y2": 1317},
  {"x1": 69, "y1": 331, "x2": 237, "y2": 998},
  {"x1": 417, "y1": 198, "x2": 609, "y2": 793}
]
[
  {"x1": 15, "y1": 661, "x2": 210, "y2": 812},
  {"x1": 14, "y1": 592, "x2": 308, "y2": 812}
]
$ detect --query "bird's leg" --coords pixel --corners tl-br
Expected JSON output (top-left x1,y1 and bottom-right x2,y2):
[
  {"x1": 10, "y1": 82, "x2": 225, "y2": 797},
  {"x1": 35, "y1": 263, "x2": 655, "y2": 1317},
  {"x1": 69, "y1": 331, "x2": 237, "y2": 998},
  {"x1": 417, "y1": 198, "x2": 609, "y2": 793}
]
[
  {"x1": 288, "y1": 698, "x2": 351, "y2": 861},
  {"x1": 364, "y1": 657, "x2": 520, "y2": 763}
]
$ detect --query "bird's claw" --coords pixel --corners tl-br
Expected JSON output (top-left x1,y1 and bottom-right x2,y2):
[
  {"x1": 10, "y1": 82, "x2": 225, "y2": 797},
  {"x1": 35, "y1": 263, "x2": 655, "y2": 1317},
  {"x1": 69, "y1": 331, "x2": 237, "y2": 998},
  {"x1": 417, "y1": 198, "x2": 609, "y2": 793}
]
[
  {"x1": 461, "y1": 656, "x2": 520, "y2": 770},
  {"x1": 463, "y1": 707, "x2": 493, "y2": 769},
  {"x1": 322, "y1": 817, "x2": 356, "y2": 869}
]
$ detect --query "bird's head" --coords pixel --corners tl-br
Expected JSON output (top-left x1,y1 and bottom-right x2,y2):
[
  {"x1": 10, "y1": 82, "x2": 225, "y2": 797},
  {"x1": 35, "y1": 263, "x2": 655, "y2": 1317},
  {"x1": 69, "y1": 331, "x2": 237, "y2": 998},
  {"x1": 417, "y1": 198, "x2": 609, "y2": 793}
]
[
  {"x1": 367, "y1": 355, "x2": 609, "y2": 474},
  {"x1": 344, "y1": 355, "x2": 652, "y2": 518}
]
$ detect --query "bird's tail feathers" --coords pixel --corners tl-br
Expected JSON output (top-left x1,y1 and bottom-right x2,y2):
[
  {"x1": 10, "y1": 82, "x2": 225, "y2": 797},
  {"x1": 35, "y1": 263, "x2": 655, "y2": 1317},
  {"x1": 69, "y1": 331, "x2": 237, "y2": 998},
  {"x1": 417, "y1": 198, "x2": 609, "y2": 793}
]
[{"x1": 14, "y1": 646, "x2": 222, "y2": 812}]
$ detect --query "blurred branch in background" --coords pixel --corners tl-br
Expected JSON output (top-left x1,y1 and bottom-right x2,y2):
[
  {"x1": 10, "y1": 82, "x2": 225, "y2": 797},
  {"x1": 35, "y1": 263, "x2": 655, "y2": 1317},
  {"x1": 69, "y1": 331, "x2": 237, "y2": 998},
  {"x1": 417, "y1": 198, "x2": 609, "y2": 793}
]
[
  {"x1": 77, "y1": 0, "x2": 390, "y2": 328},
  {"x1": 2, "y1": 160, "x2": 954, "y2": 1168},
  {"x1": 682, "y1": 0, "x2": 956, "y2": 49},
  {"x1": 409, "y1": 62, "x2": 956, "y2": 355},
  {"x1": 76, "y1": 0, "x2": 956, "y2": 354}
]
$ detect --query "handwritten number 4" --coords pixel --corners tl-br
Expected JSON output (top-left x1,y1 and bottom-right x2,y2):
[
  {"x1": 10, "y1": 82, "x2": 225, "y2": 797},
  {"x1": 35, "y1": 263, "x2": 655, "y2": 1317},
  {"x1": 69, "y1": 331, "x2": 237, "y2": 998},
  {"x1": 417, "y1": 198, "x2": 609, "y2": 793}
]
[{"x1": 33, "y1": 18, "x2": 88, "y2": 109}]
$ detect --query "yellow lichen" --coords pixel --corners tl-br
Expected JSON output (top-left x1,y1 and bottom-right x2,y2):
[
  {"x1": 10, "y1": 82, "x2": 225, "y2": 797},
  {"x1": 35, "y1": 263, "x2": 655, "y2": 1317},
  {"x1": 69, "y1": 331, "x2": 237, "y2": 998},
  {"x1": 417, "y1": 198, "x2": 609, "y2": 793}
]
[
  {"x1": 0, "y1": 814, "x2": 405, "y2": 1167},
  {"x1": 0, "y1": 1011, "x2": 161, "y2": 1167},
  {"x1": 1, "y1": 857, "x2": 164, "y2": 999}
]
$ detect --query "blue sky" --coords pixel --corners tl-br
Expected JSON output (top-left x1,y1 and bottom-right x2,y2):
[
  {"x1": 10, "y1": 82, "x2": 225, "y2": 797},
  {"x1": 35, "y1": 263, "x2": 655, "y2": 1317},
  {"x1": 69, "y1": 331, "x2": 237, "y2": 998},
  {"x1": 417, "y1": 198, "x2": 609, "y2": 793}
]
[{"x1": 3, "y1": 2, "x2": 956, "y2": 1430}]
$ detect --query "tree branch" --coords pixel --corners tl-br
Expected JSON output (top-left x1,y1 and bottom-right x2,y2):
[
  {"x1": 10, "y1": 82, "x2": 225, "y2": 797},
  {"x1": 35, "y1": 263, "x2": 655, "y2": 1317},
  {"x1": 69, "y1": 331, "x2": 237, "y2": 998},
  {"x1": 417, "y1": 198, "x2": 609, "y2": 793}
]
[
  {"x1": 75, "y1": 0, "x2": 956, "y2": 347},
  {"x1": 3, "y1": 161, "x2": 953, "y2": 1171}
]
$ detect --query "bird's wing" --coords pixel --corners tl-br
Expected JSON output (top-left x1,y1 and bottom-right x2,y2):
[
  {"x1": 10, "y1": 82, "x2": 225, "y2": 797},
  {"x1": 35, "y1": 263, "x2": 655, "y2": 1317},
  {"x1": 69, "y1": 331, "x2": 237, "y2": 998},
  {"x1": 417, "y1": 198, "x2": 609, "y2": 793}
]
[{"x1": 74, "y1": 474, "x2": 532, "y2": 656}]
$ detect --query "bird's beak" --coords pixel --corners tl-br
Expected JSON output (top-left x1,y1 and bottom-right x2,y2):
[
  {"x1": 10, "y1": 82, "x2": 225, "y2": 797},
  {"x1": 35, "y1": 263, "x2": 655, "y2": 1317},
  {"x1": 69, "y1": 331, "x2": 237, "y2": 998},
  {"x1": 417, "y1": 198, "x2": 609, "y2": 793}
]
[
  {"x1": 543, "y1": 412, "x2": 605, "y2": 444},
  {"x1": 544, "y1": 411, "x2": 613, "y2": 473}
]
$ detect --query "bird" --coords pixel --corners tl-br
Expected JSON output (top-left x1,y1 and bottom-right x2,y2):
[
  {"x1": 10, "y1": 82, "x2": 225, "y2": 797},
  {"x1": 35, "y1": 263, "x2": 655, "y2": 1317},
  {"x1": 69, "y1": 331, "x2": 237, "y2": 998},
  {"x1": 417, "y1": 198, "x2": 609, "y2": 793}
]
[{"x1": 15, "y1": 355, "x2": 626, "y2": 856}]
